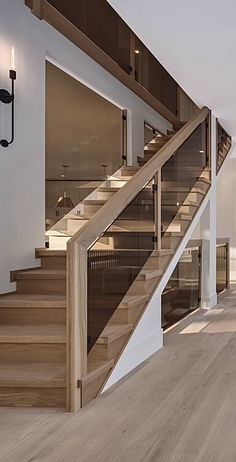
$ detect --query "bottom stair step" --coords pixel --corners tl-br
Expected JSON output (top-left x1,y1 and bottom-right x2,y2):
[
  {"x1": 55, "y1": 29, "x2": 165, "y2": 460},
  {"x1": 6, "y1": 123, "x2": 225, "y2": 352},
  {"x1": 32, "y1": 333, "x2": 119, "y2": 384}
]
[
  {"x1": 82, "y1": 358, "x2": 114, "y2": 406},
  {"x1": 0, "y1": 362, "x2": 66, "y2": 407}
]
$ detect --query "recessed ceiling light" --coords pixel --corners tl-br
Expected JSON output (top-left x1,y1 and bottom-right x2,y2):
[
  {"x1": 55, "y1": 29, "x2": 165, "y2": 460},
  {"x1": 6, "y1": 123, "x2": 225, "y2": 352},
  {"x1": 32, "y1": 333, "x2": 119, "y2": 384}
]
[
  {"x1": 199, "y1": 150, "x2": 204, "y2": 153},
  {"x1": 134, "y1": 49, "x2": 140, "y2": 54}
]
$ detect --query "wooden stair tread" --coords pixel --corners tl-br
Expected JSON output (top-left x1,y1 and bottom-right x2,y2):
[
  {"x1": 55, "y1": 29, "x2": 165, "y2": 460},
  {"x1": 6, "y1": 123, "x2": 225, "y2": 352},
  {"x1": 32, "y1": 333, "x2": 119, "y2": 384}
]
[
  {"x1": 0, "y1": 324, "x2": 66, "y2": 343},
  {"x1": 119, "y1": 294, "x2": 149, "y2": 308},
  {"x1": 137, "y1": 268, "x2": 163, "y2": 280},
  {"x1": 15, "y1": 269, "x2": 66, "y2": 280},
  {"x1": 82, "y1": 199, "x2": 107, "y2": 205},
  {"x1": 163, "y1": 231, "x2": 184, "y2": 237},
  {"x1": 35, "y1": 248, "x2": 66, "y2": 257},
  {"x1": 0, "y1": 294, "x2": 66, "y2": 308},
  {"x1": 152, "y1": 249, "x2": 174, "y2": 256},
  {"x1": 162, "y1": 187, "x2": 205, "y2": 194},
  {"x1": 85, "y1": 358, "x2": 114, "y2": 384},
  {"x1": 98, "y1": 324, "x2": 133, "y2": 344},
  {"x1": 0, "y1": 362, "x2": 66, "y2": 387},
  {"x1": 121, "y1": 166, "x2": 139, "y2": 171}
]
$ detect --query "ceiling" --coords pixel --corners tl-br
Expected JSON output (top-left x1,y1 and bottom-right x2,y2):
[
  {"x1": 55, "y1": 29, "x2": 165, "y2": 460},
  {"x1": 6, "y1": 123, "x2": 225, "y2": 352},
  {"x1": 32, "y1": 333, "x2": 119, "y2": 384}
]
[
  {"x1": 46, "y1": 62, "x2": 123, "y2": 180},
  {"x1": 108, "y1": 0, "x2": 236, "y2": 154}
]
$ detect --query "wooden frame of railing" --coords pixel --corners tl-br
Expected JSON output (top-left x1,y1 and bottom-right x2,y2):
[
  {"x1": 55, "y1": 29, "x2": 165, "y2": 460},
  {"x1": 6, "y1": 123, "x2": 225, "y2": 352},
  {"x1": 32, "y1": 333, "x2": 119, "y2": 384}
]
[
  {"x1": 66, "y1": 106, "x2": 210, "y2": 411},
  {"x1": 25, "y1": 0, "x2": 191, "y2": 126}
]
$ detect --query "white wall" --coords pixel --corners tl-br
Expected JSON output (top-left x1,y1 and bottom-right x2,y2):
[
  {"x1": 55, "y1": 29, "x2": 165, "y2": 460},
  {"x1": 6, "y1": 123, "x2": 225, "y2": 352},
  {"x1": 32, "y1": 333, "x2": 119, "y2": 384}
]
[
  {"x1": 0, "y1": 0, "x2": 171, "y2": 294},
  {"x1": 190, "y1": 144, "x2": 236, "y2": 281}
]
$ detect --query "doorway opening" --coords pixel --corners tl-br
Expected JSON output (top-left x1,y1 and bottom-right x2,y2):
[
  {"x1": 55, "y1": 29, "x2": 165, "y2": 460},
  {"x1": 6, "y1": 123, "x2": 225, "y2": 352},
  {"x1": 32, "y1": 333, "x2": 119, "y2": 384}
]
[{"x1": 45, "y1": 61, "x2": 126, "y2": 229}]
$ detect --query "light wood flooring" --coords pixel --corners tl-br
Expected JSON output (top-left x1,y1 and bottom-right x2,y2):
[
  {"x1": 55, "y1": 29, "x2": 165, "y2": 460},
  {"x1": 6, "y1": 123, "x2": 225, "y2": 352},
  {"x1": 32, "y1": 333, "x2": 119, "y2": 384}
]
[{"x1": 1, "y1": 288, "x2": 236, "y2": 462}]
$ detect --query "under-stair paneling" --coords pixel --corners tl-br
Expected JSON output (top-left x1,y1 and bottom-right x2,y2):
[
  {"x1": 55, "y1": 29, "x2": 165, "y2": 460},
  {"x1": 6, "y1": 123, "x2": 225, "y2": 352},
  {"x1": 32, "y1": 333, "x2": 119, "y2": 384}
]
[
  {"x1": 217, "y1": 156, "x2": 236, "y2": 280},
  {"x1": 102, "y1": 293, "x2": 163, "y2": 392}
]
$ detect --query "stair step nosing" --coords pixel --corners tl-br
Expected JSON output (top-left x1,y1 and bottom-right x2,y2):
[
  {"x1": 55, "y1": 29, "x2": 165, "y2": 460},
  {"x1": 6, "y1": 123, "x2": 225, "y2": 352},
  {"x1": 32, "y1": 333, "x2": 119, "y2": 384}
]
[
  {"x1": 97, "y1": 325, "x2": 133, "y2": 344},
  {"x1": 15, "y1": 272, "x2": 66, "y2": 280}
]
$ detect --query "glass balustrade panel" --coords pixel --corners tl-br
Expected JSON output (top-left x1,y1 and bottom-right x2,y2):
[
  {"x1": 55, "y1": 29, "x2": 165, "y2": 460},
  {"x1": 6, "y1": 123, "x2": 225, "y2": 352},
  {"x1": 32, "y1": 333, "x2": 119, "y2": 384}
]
[
  {"x1": 87, "y1": 180, "x2": 155, "y2": 352},
  {"x1": 161, "y1": 120, "x2": 210, "y2": 250},
  {"x1": 162, "y1": 247, "x2": 200, "y2": 329},
  {"x1": 216, "y1": 244, "x2": 228, "y2": 294}
]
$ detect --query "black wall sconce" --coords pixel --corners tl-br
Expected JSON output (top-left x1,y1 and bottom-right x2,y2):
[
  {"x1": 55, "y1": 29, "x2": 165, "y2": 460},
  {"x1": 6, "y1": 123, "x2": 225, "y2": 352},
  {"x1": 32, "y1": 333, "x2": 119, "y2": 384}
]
[{"x1": 0, "y1": 47, "x2": 16, "y2": 148}]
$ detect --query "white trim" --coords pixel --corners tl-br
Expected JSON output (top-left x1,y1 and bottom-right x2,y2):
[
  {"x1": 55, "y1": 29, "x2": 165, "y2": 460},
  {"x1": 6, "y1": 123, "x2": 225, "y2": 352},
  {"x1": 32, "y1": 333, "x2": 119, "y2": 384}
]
[{"x1": 102, "y1": 328, "x2": 163, "y2": 392}]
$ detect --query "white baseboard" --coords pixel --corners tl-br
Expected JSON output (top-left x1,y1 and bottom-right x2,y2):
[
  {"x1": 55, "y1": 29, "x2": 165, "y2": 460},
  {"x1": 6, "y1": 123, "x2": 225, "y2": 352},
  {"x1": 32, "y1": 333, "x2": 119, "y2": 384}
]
[{"x1": 102, "y1": 327, "x2": 163, "y2": 393}]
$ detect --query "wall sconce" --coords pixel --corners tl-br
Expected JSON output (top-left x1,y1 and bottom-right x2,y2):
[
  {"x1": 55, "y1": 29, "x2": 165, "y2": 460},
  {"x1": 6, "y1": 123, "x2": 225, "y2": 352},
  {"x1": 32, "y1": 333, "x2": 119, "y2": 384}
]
[{"x1": 0, "y1": 47, "x2": 16, "y2": 148}]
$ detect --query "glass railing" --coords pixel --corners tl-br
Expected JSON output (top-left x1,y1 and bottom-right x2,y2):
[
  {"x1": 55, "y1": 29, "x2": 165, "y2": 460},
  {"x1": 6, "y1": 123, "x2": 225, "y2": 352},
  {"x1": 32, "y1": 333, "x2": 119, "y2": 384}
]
[
  {"x1": 217, "y1": 121, "x2": 232, "y2": 173},
  {"x1": 85, "y1": 110, "x2": 211, "y2": 352},
  {"x1": 134, "y1": 35, "x2": 177, "y2": 115},
  {"x1": 216, "y1": 242, "x2": 229, "y2": 294},
  {"x1": 47, "y1": 0, "x2": 131, "y2": 73},
  {"x1": 64, "y1": 108, "x2": 211, "y2": 408},
  {"x1": 162, "y1": 246, "x2": 201, "y2": 329},
  {"x1": 87, "y1": 180, "x2": 155, "y2": 351},
  {"x1": 161, "y1": 119, "x2": 210, "y2": 250},
  {"x1": 45, "y1": 0, "x2": 197, "y2": 120}
]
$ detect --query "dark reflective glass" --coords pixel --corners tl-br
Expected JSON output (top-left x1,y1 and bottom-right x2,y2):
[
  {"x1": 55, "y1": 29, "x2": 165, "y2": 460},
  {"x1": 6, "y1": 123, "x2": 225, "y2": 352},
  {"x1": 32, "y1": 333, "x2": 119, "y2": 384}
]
[
  {"x1": 87, "y1": 181, "x2": 155, "y2": 352},
  {"x1": 217, "y1": 122, "x2": 232, "y2": 172},
  {"x1": 162, "y1": 247, "x2": 200, "y2": 329},
  {"x1": 134, "y1": 36, "x2": 177, "y2": 115},
  {"x1": 216, "y1": 244, "x2": 228, "y2": 294},
  {"x1": 161, "y1": 120, "x2": 210, "y2": 250},
  {"x1": 48, "y1": 0, "x2": 131, "y2": 73}
]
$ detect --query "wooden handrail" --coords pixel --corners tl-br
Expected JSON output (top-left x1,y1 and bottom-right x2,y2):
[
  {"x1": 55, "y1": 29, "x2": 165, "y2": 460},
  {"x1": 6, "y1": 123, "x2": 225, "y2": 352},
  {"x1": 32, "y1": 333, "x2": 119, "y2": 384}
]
[
  {"x1": 69, "y1": 107, "x2": 209, "y2": 250},
  {"x1": 66, "y1": 106, "x2": 209, "y2": 411}
]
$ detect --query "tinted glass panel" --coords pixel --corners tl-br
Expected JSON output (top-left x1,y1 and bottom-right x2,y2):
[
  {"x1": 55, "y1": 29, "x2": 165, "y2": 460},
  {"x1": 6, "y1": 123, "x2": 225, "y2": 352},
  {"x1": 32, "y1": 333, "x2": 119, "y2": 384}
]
[
  {"x1": 162, "y1": 248, "x2": 200, "y2": 329},
  {"x1": 87, "y1": 181, "x2": 155, "y2": 352},
  {"x1": 216, "y1": 244, "x2": 228, "y2": 294},
  {"x1": 217, "y1": 122, "x2": 232, "y2": 173},
  {"x1": 161, "y1": 120, "x2": 209, "y2": 250},
  {"x1": 48, "y1": 0, "x2": 131, "y2": 73},
  {"x1": 134, "y1": 36, "x2": 177, "y2": 114}
]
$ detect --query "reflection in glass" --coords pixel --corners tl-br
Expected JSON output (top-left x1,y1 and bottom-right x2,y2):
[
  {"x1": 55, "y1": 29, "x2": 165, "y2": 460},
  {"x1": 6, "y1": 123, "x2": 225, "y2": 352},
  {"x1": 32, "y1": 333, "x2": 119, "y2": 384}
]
[
  {"x1": 87, "y1": 181, "x2": 155, "y2": 351},
  {"x1": 48, "y1": 0, "x2": 131, "y2": 73},
  {"x1": 46, "y1": 62, "x2": 123, "y2": 227},
  {"x1": 162, "y1": 247, "x2": 200, "y2": 329},
  {"x1": 216, "y1": 244, "x2": 228, "y2": 294},
  {"x1": 217, "y1": 122, "x2": 232, "y2": 173},
  {"x1": 161, "y1": 120, "x2": 209, "y2": 250}
]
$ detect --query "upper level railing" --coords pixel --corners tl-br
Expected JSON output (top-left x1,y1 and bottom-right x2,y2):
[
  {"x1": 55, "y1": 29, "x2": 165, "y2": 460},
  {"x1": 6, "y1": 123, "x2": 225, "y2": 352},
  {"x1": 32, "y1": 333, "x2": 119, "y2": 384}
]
[
  {"x1": 216, "y1": 121, "x2": 232, "y2": 173},
  {"x1": 25, "y1": 0, "x2": 197, "y2": 125},
  {"x1": 66, "y1": 107, "x2": 211, "y2": 410}
]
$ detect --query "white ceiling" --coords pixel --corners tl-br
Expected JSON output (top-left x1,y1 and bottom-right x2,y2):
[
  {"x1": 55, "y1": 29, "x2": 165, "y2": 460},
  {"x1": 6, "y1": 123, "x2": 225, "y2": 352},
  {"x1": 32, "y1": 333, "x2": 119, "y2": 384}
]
[{"x1": 108, "y1": 0, "x2": 236, "y2": 146}]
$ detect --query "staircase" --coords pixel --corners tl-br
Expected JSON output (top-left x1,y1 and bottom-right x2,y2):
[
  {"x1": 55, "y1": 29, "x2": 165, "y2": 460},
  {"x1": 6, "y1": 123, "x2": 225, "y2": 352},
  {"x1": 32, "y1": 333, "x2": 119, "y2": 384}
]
[
  {"x1": 0, "y1": 249, "x2": 66, "y2": 407},
  {"x1": 0, "y1": 107, "x2": 232, "y2": 410}
]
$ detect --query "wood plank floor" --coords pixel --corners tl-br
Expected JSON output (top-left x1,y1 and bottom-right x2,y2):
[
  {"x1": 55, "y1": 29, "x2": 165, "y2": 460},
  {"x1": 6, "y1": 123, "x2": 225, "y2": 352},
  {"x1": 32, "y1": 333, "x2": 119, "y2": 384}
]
[{"x1": 1, "y1": 288, "x2": 236, "y2": 461}]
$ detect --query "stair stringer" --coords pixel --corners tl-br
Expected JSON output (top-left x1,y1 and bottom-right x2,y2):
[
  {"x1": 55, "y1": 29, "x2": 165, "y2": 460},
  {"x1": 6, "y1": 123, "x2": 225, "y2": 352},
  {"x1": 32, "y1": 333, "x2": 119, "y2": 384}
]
[{"x1": 102, "y1": 187, "x2": 211, "y2": 392}]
